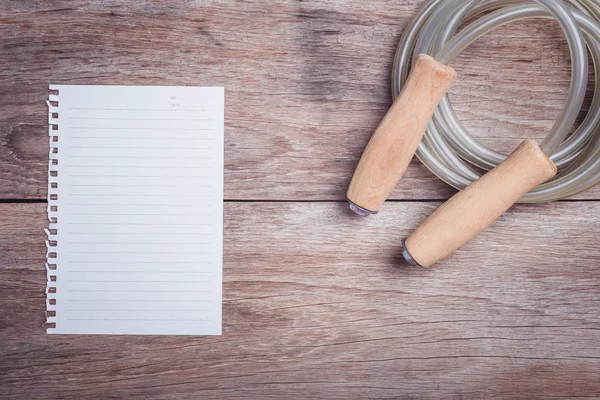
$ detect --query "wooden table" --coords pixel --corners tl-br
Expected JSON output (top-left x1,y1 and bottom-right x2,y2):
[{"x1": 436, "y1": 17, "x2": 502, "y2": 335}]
[{"x1": 1, "y1": 1, "x2": 599, "y2": 398}]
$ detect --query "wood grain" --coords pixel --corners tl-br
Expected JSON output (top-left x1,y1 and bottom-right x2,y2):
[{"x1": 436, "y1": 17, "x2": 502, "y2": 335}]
[
  {"x1": 406, "y1": 139, "x2": 557, "y2": 267},
  {"x1": 1, "y1": 202, "x2": 599, "y2": 399},
  {"x1": 347, "y1": 55, "x2": 456, "y2": 213},
  {"x1": 2, "y1": 1, "x2": 600, "y2": 398},
  {"x1": 0, "y1": 0, "x2": 598, "y2": 200}
]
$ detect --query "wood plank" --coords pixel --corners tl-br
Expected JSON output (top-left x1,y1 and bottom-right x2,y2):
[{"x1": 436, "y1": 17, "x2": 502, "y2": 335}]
[
  {"x1": 1, "y1": 202, "x2": 599, "y2": 398},
  {"x1": 1, "y1": 1, "x2": 598, "y2": 200}
]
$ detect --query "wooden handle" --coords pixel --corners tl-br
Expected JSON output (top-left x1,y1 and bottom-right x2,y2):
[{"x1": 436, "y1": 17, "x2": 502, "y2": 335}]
[
  {"x1": 347, "y1": 54, "x2": 456, "y2": 214},
  {"x1": 404, "y1": 139, "x2": 557, "y2": 267}
]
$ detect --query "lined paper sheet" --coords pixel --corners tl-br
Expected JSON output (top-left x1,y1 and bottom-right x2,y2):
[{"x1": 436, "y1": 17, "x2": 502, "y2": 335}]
[{"x1": 46, "y1": 85, "x2": 224, "y2": 335}]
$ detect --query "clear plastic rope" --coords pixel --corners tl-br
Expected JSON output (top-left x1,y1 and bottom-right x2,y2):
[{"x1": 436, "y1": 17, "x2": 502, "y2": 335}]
[{"x1": 392, "y1": 0, "x2": 600, "y2": 202}]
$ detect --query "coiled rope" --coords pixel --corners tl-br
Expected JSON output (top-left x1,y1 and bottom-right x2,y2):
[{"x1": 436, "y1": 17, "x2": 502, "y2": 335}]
[{"x1": 393, "y1": 0, "x2": 600, "y2": 201}]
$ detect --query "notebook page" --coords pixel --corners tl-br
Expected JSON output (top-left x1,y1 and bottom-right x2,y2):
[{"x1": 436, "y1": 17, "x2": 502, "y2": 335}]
[{"x1": 46, "y1": 85, "x2": 224, "y2": 335}]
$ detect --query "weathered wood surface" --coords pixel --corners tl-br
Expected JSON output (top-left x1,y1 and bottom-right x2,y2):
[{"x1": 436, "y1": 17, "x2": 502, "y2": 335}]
[
  {"x1": 1, "y1": 202, "x2": 600, "y2": 399},
  {"x1": 1, "y1": 0, "x2": 598, "y2": 200},
  {"x1": 2, "y1": 1, "x2": 600, "y2": 398}
]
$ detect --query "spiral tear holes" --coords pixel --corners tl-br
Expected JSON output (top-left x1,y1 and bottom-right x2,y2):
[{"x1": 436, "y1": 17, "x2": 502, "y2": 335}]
[{"x1": 45, "y1": 88, "x2": 59, "y2": 331}]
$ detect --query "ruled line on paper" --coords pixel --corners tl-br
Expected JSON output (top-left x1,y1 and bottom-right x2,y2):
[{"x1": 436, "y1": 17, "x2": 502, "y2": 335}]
[
  {"x1": 68, "y1": 146, "x2": 213, "y2": 150},
  {"x1": 67, "y1": 232, "x2": 213, "y2": 235},
  {"x1": 68, "y1": 127, "x2": 211, "y2": 131},
  {"x1": 67, "y1": 166, "x2": 212, "y2": 169},
  {"x1": 66, "y1": 318, "x2": 211, "y2": 321},
  {"x1": 67, "y1": 280, "x2": 212, "y2": 283},
  {"x1": 67, "y1": 137, "x2": 214, "y2": 140},
  {"x1": 68, "y1": 262, "x2": 212, "y2": 265},
  {"x1": 67, "y1": 175, "x2": 211, "y2": 178},
  {"x1": 67, "y1": 156, "x2": 212, "y2": 159},
  {"x1": 68, "y1": 108, "x2": 212, "y2": 112},
  {"x1": 68, "y1": 117, "x2": 213, "y2": 121},
  {"x1": 67, "y1": 299, "x2": 214, "y2": 302},
  {"x1": 67, "y1": 241, "x2": 212, "y2": 245},
  {"x1": 67, "y1": 222, "x2": 212, "y2": 226},
  {"x1": 66, "y1": 309, "x2": 213, "y2": 312},
  {"x1": 67, "y1": 205, "x2": 212, "y2": 208},
  {"x1": 67, "y1": 289, "x2": 212, "y2": 293},
  {"x1": 68, "y1": 177, "x2": 211, "y2": 180},
  {"x1": 67, "y1": 184, "x2": 213, "y2": 188},
  {"x1": 69, "y1": 251, "x2": 212, "y2": 256},
  {"x1": 67, "y1": 270, "x2": 214, "y2": 273},
  {"x1": 67, "y1": 194, "x2": 213, "y2": 197},
  {"x1": 67, "y1": 213, "x2": 212, "y2": 216}
]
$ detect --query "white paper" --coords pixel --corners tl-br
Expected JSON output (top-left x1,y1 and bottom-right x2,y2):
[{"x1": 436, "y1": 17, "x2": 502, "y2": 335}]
[{"x1": 46, "y1": 85, "x2": 223, "y2": 335}]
